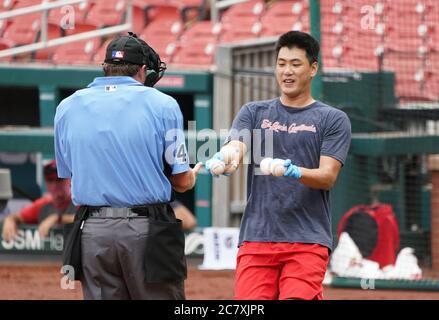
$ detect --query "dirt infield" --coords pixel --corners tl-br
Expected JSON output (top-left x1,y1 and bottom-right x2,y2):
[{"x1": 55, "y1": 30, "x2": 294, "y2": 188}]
[{"x1": 0, "y1": 260, "x2": 439, "y2": 300}]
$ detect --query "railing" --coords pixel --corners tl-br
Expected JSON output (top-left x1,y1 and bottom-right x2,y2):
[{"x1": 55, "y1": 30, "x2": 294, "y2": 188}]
[
  {"x1": 210, "y1": 0, "x2": 249, "y2": 22},
  {"x1": 0, "y1": 0, "x2": 132, "y2": 59}
]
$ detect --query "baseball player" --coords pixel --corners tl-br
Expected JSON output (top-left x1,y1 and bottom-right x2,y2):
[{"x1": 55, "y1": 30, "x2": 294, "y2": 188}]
[
  {"x1": 2, "y1": 160, "x2": 76, "y2": 240},
  {"x1": 206, "y1": 31, "x2": 352, "y2": 300}
]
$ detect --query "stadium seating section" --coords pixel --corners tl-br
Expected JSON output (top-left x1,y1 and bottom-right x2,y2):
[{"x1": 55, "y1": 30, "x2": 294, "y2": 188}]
[{"x1": 0, "y1": 0, "x2": 438, "y2": 102}]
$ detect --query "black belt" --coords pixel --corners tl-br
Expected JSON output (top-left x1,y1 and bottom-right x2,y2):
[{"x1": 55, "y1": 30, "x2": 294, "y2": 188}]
[{"x1": 83, "y1": 203, "x2": 169, "y2": 219}]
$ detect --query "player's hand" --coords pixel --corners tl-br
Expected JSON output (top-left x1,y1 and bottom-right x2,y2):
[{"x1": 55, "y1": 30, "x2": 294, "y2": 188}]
[
  {"x1": 283, "y1": 159, "x2": 302, "y2": 179},
  {"x1": 205, "y1": 152, "x2": 223, "y2": 166},
  {"x1": 205, "y1": 152, "x2": 231, "y2": 177},
  {"x1": 2, "y1": 216, "x2": 18, "y2": 242},
  {"x1": 38, "y1": 214, "x2": 59, "y2": 238}
]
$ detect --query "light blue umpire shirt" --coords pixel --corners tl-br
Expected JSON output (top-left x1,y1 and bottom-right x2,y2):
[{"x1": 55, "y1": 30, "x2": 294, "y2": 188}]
[{"x1": 54, "y1": 76, "x2": 190, "y2": 207}]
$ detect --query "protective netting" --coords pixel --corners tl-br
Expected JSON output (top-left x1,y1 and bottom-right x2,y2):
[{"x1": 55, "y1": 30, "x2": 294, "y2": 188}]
[{"x1": 319, "y1": 0, "x2": 439, "y2": 285}]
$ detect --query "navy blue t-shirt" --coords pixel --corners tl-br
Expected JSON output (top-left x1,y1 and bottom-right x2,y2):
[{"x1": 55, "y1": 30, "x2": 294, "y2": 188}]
[{"x1": 226, "y1": 98, "x2": 351, "y2": 250}]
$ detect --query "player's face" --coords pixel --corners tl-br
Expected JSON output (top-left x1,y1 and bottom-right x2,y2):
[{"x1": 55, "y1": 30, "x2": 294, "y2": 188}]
[
  {"x1": 275, "y1": 47, "x2": 318, "y2": 100},
  {"x1": 46, "y1": 179, "x2": 71, "y2": 203}
]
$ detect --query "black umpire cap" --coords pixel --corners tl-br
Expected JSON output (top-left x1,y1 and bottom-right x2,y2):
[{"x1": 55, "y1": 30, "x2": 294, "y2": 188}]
[
  {"x1": 104, "y1": 32, "x2": 166, "y2": 87},
  {"x1": 104, "y1": 33, "x2": 149, "y2": 65}
]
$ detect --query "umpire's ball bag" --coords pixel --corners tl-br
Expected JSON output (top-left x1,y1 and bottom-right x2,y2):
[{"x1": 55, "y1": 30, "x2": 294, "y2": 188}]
[
  {"x1": 138, "y1": 203, "x2": 187, "y2": 283},
  {"x1": 62, "y1": 206, "x2": 89, "y2": 281}
]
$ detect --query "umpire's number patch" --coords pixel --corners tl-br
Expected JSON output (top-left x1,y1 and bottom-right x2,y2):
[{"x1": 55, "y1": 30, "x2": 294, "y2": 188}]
[{"x1": 176, "y1": 143, "x2": 188, "y2": 164}]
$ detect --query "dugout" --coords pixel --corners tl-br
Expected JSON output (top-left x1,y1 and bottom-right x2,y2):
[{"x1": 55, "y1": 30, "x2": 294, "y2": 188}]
[{"x1": 0, "y1": 65, "x2": 213, "y2": 227}]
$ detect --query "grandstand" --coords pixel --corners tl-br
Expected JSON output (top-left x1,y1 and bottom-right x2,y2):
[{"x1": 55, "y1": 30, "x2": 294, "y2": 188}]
[
  {"x1": 0, "y1": 0, "x2": 437, "y2": 102},
  {"x1": 1, "y1": 0, "x2": 439, "y2": 295}
]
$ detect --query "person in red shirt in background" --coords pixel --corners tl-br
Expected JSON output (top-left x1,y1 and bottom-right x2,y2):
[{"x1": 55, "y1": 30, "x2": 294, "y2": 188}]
[{"x1": 2, "y1": 160, "x2": 76, "y2": 241}]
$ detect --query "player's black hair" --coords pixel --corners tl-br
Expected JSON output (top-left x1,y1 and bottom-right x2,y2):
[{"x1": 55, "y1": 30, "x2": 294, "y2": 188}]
[{"x1": 275, "y1": 31, "x2": 320, "y2": 65}]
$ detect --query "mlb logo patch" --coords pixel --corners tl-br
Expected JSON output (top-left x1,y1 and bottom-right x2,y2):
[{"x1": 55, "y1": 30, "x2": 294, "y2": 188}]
[
  {"x1": 105, "y1": 85, "x2": 118, "y2": 92},
  {"x1": 112, "y1": 51, "x2": 124, "y2": 59}
]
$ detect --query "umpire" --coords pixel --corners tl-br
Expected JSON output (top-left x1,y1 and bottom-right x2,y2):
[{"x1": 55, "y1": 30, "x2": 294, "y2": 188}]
[{"x1": 54, "y1": 32, "x2": 202, "y2": 300}]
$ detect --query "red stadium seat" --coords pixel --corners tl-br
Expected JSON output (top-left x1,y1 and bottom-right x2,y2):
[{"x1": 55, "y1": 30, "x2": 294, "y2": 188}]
[
  {"x1": 383, "y1": 55, "x2": 424, "y2": 73},
  {"x1": 0, "y1": 1, "x2": 43, "y2": 61},
  {"x1": 2, "y1": 0, "x2": 43, "y2": 46},
  {"x1": 321, "y1": 1, "x2": 356, "y2": 20},
  {"x1": 144, "y1": 4, "x2": 180, "y2": 24},
  {"x1": 349, "y1": 34, "x2": 385, "y2": 59},
  {"x1": 386, "y1": 35, "x2": 428, "y2": 54},
  {"x1": 0, "y1": 17, "x2": 10, "y2": 37},
  {"x1": 136, "y1": 0, "x2": 200, "y2": 25},
  {"x1": 424, "y1": 73, "x2": 439, "y2": 101},
  {"x1": 180, "y1": 21, "x2": 222, "y2": 43},
  {"x1": 134, "y1": 0, "x2": 201, "y2": 5},
  {"x1": 131, "y1": 3, "x2": 147, "y2": 34},
  {"x1": 51, "y1": 38, "x2": 100, "y2": 65},
  {"x1": 386, "y1": 0, "x2": 435, "y2": 16},
  {"x1": 321, "y1": 33, "x2": 348, "y2": 53},
  {"x1": 47, "y1": 0, "x2": 90, "y2": 26},
  {"x1": 85, "y1": 0, "x2": 126, "y2": 27},
  {"x1": 263, "y1": 0, "x2": 308, "y2": 18},
  {"x1": 34, "y1": 22, "x2": 62, "y2": 61},
  {"x1": 382, "y1": 55, "x2": 435, "y2": 101},
  {"x1": 143, "y1": 35, "x2": 177, "y2": 64},
  {"x1": 173, "y1": 21, "x2": 222, "y2": 65},
  {"x1": 135, "y1": 0, "x2": 201, "y2": 16},
  {"x1": 0, "y1": 0, "x2": 18, "y2": 36},
  {"x1": 134, "y1": 0, "x2": 177, "y2": 23},
  {"x1": 173, "y1": 0, "x2": 202, "y2": 22},
  {"x1": 64, "y1": 23, "x2": 98, "y2": 36},
  {"x1": 2, "y1": 15, "x2": 40, "y2": 46},
  {"x1": 261, "y1": 16, "x2": 308, "y2": 37},
  {"x1": 175, "y1": 0, "x2": 203, "y2": 6},
  {"x1": 396, "y1": 80, "x2": 437, "y2": 103},
  {"x1": 133, "y1": 0, "x2": 169, "y2": 5},
  {"x1": 141, "y1": 18, "x2": 183, "y2": 41},
  {"x1": 172, "y1": 40, "x2": 215, "y2": 66},
  {"x1": 260, "y1": 1, "x2": 307, "y2": 37},
  {"x1": 321, "y1": 19, "x2": 357, "y2": 37},
  {"x1": 0, "y1": 37, "x2": 14, "y2": 62},
  {"x1": 342, "y1": 55, "x2": 381, "y2": 71},
  {"x1": 221, "y1": 19, "x2": 262, "y2": 43},
  {"x1": 427, "y1": 55, "x2": 439, "y2": 71},
  {"x1": 221, "y1": 0, "x2": 265, "y2": 24},
  {"x1": 1, "y1": 0, "x2": 17, "y2": 10},
  {"x1": 140, "y1": 18, "x2": 182, "y2": 62},
  {"x1": 92, "y1": 39, "x2": 112, "y2": 65},
  {"x1": 12, "y1": 0, "x2": 42, "y2": 8},
  {"x1": 321, "y1": 31, "x2": 386, "y2": 71},
  {"x1": 425, "y1": 4, "x2": 439, "y2": 24},
  {"x1": 386, "y1": 16, "x2": 435, "y2": 38},
  {"x1": 322, "y1": 50, "x2": 378, "y2": 71}
]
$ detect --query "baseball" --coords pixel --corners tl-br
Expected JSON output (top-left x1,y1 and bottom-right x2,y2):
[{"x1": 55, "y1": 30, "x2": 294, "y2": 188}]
[
  {"x1": 260, "y1": 157, "x2": 273, "y2": 175},
  {"x1": 270, "y1": 158, "x2": 286, "y2": 177},
  {"x1": 209, "y1": 159, "x2": 226, "y2": 175},
  {"x1": 220, "y1": 145, "x2": 239, "y2": 164}
]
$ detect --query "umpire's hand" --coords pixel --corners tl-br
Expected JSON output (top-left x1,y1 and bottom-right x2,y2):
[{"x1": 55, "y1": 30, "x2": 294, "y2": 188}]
[{"x1": 170, "y1": 162, "x2": 203, "y2": 193}]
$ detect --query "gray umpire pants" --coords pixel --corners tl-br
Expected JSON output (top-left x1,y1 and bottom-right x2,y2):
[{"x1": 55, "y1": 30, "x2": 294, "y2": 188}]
[{"x1": 80, "y1": 211, "x2": 185, "y2": 300}]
